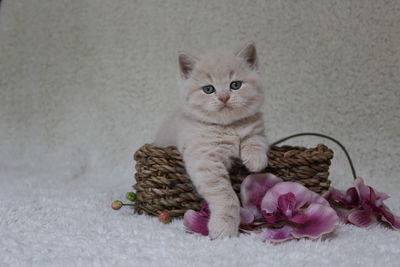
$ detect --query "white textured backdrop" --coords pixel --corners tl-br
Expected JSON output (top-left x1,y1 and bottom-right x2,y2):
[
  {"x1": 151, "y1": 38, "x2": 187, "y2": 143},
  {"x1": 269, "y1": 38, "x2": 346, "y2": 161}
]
[{"x1": 1, "y1": 1, "x2": 399, "y2": 266}]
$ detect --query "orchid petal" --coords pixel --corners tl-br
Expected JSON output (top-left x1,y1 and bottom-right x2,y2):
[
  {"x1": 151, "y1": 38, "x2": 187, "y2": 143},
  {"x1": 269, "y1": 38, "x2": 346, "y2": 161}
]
[
  {"x1": 261, "y1": 182, "x2": 313, "y2": 213},
  {"x1": 291, "y1": 203, "x2": 339, "y2": 239},
  {"x1": 334, "y1": 207, "x2": 351, "y2": 223},
  {"x1": 240, "y1": 173, "x2": 282, "y2": 217},
  {"x1": 375, "y1": 191, "x2": 390, "y2": 207},
  {"x1": 347, "y1": 209, "x2": 376, "y2": 227},
  {"x1": 379, "y1": 206, "x2": 400, "y2": 230},
  {"x1": 353, "y1": 178, "x2": 390, "y2": 207},
  {"x1": 326, "y1": 187, "x2": 346, "y2": 202},
  {"x1": 345, "y1": 187, "x2": 360, "y2": 206},
  {"x1": 183, "y1": 209, "x2": 209, "y2": 236},
  {"x1": 240, "y1": 207, "x2": 255, "y2": 225},
  {"x1": 310, "y1": 191, "x2": 330, "y2": 206},
  {"x1": 326, "y1": 187, "x2": 359, "y2": 208},
  {"x1": 289, "y1": 213, "x2": 309, "y2": 224},
  {"x1": 354, "y1": 177, "x2": 370, "y2": 203},
  {"x1": 263, "y1": 225, "x2": 294, "y2": 243},
  {"x1": 321, "y1": 190, "x2": 330, "y2": 199}
]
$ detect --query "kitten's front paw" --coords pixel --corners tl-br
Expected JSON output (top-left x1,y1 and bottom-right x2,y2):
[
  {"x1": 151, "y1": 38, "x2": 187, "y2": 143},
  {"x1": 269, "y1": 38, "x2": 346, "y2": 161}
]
[
  {"x1": 241, "y1": 146, "x2": 268, "y2": 172},
  {"x1": 208, "y1": 212, "x2": 240, "y2": 240}
]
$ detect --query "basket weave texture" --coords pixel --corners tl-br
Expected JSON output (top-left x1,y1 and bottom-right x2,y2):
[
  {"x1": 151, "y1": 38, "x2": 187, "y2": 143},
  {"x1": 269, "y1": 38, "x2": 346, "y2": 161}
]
[{"x1": 133, "y1": 143, "x2": 333, "y2": 217}]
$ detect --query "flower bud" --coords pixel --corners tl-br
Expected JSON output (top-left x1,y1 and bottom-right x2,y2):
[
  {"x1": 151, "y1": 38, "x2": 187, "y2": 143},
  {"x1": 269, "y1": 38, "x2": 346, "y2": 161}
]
[
  {"x1": 111, "y1": 200, "x2": 123, "y2": 210},
  {"x1": 159, "y1": 211, "x2": 172, "y2": 223},
  {"x1": 125, "y1": 192, "x2": 137, "y2": 202}
]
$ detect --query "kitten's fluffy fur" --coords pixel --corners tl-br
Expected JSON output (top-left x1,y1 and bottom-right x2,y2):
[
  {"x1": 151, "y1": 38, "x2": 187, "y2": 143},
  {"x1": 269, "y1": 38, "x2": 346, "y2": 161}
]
[{"x1": 154, "y1": 43, "x2": 268, "y2": 239}]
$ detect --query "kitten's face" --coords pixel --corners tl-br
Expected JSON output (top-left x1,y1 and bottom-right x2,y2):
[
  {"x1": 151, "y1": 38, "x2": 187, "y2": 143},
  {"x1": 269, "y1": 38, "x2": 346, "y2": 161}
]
[{"x1": 178, "y1": 43, "x2": 264, "y2": 125}]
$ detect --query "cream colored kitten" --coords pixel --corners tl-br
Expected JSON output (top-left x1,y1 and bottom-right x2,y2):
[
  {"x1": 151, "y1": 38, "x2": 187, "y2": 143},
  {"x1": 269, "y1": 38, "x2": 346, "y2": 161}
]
[{"x1": 154, "y1": 43, "x2": 268, "y2": 239}]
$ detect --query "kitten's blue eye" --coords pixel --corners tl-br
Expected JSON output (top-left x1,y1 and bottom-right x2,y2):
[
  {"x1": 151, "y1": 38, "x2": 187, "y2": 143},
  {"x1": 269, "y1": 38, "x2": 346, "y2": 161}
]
[
  {"x1": 202, "y1": 85, "x2": 215, "y2": 94},
  {"x1": 230, "y1": 81, "x2": 242, "y2": 90}
]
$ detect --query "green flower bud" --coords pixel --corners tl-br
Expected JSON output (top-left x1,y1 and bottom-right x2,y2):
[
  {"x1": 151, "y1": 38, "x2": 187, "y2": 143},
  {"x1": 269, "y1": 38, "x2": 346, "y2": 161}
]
[{"x1": 125, "y1": 192, "x2": 137, "y2": 202}]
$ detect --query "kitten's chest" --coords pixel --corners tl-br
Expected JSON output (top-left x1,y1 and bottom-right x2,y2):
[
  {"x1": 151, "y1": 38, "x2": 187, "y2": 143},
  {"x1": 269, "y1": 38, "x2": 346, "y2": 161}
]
[
  {"x1": 208, "y1": 125, "x2": 249, "y2": 149},
  {"x1": 203, "y1": 123, "x2": 255, "y2": 145},
  {"x1": 180, "y1": 118, "x2": 261, "y2": 155},
  {"x1": 216, "y1": 126, "x2": 241, "y2": 143},
  {"x1": 193, "y1": 125, "x2": 241, "y2": 150}
]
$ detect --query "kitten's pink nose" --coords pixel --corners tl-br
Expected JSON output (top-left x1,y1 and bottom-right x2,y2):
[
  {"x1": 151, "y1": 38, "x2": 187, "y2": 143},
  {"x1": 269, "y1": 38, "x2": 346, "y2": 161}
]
[{"x1": 218, "y1": 96, "x2": 230, "y2": 104}]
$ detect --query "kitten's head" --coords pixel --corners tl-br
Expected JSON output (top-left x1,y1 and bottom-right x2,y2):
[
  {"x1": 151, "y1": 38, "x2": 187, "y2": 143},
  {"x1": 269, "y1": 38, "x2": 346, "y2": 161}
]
[{"x1": 178, "y1": 43, "x2": 264, "y2": 125}]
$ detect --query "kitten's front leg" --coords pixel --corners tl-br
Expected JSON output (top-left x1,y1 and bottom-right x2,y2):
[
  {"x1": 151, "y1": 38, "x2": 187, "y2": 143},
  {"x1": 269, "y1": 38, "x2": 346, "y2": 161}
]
[
  {"x1": 240, "y1": 135, "x2": 268, "y2": 172},
  {"x1": 184, "y1": 152, "x2": 240, "y2": 239}
]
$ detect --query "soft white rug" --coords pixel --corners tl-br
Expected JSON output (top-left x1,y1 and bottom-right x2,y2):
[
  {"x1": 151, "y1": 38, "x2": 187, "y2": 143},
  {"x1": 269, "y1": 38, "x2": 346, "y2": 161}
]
[
  {"x1": 1, "y1": 0, "x2": 399, "y2": 266},
  {"x1": 1, "y1": 168, "x2": 400, "y2": 267}
]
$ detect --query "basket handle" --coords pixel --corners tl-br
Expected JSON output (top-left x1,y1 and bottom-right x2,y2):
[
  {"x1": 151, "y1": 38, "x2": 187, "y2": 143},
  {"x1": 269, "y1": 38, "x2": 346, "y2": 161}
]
[{"x1": 270, "y1": 132, "x2": 357, "y2": 180}]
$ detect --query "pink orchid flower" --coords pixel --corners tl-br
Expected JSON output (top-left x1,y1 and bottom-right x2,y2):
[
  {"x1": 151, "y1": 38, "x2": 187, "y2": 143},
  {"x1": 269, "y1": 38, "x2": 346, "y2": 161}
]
[
  {"x1": 241, "y1": 174, "x2": 339, "y2": 243},
  {"x1": 325, "y1": 177, "x2": 400, "y2": 229},
  {"x1": 184, "y1": 173, "x2": 339, "y2": 243}
]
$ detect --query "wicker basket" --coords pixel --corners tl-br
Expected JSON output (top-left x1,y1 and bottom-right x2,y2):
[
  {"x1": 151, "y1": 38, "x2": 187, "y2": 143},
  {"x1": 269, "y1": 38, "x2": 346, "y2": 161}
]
[{"x1": 133, "y1": 143, "x2": 334, "y2": 218}]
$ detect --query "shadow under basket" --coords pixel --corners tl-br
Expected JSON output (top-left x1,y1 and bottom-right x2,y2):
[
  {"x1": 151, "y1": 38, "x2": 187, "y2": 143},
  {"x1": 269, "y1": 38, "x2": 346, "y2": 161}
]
[{"x1": 133, "y1": 143, "x2": 333, "y2": 218}]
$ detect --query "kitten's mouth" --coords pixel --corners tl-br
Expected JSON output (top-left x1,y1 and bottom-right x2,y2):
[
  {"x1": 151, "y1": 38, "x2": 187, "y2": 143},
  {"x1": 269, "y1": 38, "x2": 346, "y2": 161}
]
[{"x1": 219, "y1": 104, "x2": 233, "y2": 111}]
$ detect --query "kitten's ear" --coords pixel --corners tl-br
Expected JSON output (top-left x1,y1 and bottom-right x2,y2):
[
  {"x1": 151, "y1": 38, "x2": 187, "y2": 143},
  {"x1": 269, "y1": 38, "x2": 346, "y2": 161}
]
[
  {"x1": 236, "y1": 42, "x2": 257, "y2": 69},
  {"x1": 178, "y1": 52, "x2": 198, "y2": 79}
]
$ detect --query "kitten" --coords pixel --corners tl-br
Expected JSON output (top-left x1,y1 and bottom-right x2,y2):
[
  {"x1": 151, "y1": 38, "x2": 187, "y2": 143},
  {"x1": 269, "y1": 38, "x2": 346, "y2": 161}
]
[{"x1": 154, "y1": 43, "x2": 268, "y2": 239}]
